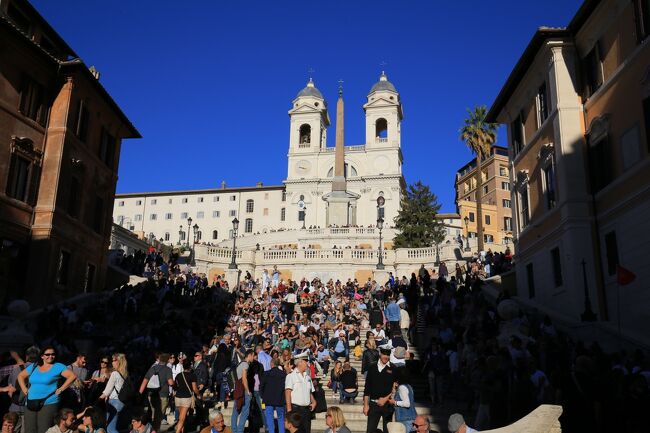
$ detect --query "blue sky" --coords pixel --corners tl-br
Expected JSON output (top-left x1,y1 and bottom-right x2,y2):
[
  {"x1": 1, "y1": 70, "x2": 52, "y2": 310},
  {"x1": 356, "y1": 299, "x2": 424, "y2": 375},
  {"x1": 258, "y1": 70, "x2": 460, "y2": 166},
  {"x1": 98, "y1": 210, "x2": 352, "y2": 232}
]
[{"x1": 32, "y1": 0, "x2": 582, "y2": 212}]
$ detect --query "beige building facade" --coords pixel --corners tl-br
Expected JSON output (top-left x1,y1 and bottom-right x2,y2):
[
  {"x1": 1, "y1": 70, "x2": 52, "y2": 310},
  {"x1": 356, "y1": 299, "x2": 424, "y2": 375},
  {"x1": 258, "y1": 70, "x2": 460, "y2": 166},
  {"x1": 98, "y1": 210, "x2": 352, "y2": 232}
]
[
  {"x1": 487, "y1": 0, "x2": 650, "y2": 347},
  {"x1": 114, "y1": 74, "x2": 406, "y2": 244},
  {"x1": 455, "y1": 146, "x2": 514, "y2": 246}
]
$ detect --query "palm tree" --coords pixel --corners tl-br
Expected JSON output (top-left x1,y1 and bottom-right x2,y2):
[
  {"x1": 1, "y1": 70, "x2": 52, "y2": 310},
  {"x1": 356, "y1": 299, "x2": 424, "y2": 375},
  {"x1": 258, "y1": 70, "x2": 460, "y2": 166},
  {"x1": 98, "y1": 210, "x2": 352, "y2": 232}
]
[{"x1": 460, "y1": 106, "x2": 497, "y2": 252}]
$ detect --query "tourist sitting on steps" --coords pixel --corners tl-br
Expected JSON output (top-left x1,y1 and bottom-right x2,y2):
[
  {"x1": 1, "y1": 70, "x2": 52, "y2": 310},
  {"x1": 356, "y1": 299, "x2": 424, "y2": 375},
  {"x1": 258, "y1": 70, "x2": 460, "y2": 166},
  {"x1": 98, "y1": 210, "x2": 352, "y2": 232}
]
[{"x1": 338, "y1": 361, "x2": 358, "y2": 404}]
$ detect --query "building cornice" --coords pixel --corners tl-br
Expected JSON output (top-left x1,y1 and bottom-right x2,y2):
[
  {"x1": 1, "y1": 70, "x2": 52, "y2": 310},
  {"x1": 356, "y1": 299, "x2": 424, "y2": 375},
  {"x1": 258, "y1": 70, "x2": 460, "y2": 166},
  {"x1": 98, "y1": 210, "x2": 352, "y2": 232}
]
[{"x1": 116, "y1": 184, "x2": 286, "y2": 198}]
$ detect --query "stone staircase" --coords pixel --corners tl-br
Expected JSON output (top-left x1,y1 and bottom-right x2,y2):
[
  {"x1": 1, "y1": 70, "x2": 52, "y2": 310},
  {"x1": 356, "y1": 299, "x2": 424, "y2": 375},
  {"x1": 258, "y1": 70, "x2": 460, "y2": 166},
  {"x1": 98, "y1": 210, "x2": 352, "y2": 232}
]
[{"x1": 216, "y1": 331, "x2": 433, "y2": 433}]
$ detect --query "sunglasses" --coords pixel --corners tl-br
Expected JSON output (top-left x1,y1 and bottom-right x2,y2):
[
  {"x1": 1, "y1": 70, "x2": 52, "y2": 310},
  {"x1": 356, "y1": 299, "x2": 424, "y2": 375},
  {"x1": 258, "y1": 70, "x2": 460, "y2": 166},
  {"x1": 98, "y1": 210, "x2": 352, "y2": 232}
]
[
  {"x1": 101, "y1": 360, "x2": 109, "y2": 364},
  {"x1": 43, "y1": 353, "x2": 56, "y2": 357}
]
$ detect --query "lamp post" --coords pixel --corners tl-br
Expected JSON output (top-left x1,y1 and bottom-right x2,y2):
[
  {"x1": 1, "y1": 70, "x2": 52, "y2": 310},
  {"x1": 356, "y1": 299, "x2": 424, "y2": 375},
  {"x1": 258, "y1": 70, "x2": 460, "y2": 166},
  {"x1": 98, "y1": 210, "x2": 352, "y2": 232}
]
[
  {"x1": 463, "y1": 216, "x2": 470, "y2": 251},
  {"x1": 298, "y1": 199, "x2": 306, "y2": 229},
  {"x1": 229, "y1": 218, "x2": 239, "y2": 269},
  {"x1": 191, "y1": 223, "x2": 199, "y2": 266},
  {"x1": 186, "y1": 217, "x2": 192, "y2": 248},
  {"x1": 376, "y1": 216, "x2": 385, "y2": 270}
]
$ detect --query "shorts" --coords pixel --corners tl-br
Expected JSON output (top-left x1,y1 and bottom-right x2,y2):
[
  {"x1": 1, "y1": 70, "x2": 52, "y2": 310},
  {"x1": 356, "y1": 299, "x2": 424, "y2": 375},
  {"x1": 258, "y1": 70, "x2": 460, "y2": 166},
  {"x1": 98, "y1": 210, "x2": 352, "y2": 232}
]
[{"x1": 174, "y1": 397, "x2": 193, "y2": 408}]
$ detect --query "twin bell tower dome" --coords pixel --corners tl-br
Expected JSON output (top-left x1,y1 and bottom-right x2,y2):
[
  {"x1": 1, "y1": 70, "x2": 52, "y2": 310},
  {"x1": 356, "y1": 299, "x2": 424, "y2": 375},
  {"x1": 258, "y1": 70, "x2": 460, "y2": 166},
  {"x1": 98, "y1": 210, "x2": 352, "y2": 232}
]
[{"x1": 285, "y1": 72, "x2": 405, "y2": 228}]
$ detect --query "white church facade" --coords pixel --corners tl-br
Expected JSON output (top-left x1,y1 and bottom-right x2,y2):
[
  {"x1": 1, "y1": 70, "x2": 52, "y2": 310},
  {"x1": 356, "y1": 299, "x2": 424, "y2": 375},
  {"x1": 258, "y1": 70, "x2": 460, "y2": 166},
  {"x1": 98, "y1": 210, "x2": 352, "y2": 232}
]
[{"x1": 113, "y1": 73, "x2": 406, "y2": 246}]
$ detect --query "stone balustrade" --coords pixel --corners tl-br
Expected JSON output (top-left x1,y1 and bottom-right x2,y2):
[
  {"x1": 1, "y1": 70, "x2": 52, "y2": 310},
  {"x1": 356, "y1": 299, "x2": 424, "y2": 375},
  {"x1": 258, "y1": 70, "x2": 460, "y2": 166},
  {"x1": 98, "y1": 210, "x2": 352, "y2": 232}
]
[
  {"x1": 194, "y1": 242, "x2": 464, "y2": 281},
  {"x1": 482, "y1": 405, "x2": 562, "y2": 433}
]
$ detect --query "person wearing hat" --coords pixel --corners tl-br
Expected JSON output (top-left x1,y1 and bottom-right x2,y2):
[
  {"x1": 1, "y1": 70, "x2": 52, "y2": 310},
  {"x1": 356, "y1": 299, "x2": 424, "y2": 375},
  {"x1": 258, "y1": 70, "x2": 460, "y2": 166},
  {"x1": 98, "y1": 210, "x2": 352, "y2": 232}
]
[
  {"x1": 284, "y1": 356, "x2": 316, "y2": 433},
  {"x1": 447, "y1": 413, "x2": 477, "y2": 433},
  {"x1": 363, "y1": 346, "x2": 395, "y2": 433}
]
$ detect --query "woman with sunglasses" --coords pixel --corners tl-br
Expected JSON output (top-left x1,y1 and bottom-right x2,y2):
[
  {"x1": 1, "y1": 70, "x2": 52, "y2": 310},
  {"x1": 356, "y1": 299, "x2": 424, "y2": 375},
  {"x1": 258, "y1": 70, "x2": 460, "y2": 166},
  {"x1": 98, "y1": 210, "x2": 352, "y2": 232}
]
[
  {"x1": 17, "y1": 347, "x2": 77, "y2": 433},
  {"x1": 99, "y1": 354, "x2": 128, "y2": 433},
  {"x1": 88, "y1": 357, "x2": 112, "y2": 404}
]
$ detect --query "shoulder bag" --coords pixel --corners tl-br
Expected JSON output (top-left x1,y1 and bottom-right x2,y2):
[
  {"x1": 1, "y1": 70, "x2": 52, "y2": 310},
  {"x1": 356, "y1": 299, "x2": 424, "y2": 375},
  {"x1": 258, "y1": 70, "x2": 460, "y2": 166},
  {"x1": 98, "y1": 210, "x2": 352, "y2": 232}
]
[{"x1": 180, "y1": 372, "x2": 196, "y2": 409}]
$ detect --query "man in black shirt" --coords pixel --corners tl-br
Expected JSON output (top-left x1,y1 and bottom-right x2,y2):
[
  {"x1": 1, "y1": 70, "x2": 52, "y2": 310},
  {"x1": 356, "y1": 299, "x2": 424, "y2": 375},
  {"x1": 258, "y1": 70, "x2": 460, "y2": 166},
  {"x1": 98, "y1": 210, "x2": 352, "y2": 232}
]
[
  {"x1": 339, "y1": 361, "x2": 358, "y2": 404},
  {"x1": 363, "y1": 346, "x2": 395, "y2": 433}
]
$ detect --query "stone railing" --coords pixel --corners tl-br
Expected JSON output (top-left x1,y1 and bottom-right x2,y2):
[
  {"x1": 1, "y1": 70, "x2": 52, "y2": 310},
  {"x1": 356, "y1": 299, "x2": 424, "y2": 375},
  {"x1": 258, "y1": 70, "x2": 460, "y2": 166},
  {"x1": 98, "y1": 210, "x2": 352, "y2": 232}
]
[
  {"x1": 322, "y1": 145, "x2": 366, "y2": 152},
  {"x1": 305, "y1": 227, "x2": 378, "y2": 236},
  {"x1": 205, "y1": 246, "x2": 242, "y2": 259},
  {"x1": 194, "y1": 242, "x2": 463, "y2": 280},
  {"x1": 375, "y1": 137, "x2": 388, "y2": 143},
  {"x1": 482, "y1": 404, "x2": 562, "y2": 433}
]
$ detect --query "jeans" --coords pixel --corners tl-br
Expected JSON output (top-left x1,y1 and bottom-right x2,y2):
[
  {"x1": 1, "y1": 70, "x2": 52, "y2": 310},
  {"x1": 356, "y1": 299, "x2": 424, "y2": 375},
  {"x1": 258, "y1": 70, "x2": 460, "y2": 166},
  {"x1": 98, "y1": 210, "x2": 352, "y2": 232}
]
[
  {"x1": 401, "y1": 419, "x2": 415, "y2": 433},
  {"x1": 340, "y1": 389, "x2": 358, "y2": 402},
  {"x1": 106, "y1": 399, "x2": 124, "y2": 433},
  {"x1": 331, "y1": 380, "x2": 341, "y2": 394},
  {"x1": 253, "y1": 391, "x2": 267, "y2": 429},
  {"x1": 231, "y1": 393, "x2": 252, "y2": 433},
  {"x1": 263, "y1": 406, "x2": 285, "y2": 433}
]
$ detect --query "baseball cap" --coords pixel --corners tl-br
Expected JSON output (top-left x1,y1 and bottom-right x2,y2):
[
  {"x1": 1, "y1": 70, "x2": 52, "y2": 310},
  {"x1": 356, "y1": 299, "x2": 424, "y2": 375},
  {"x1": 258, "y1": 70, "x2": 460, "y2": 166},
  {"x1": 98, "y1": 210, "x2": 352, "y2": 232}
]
[{"x1": 448, "y1": 413, "x2": 466, "y2": 433}]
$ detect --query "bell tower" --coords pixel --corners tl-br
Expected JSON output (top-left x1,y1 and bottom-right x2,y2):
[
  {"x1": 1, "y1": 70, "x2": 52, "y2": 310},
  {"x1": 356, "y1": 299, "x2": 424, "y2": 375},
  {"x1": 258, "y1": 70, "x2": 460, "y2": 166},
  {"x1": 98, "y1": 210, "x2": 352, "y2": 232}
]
[
  {"x1": 288, "y1": 78, "x2": 329, "y2": 152},
  {"x1": 363, "y1": 72, "x2": 403, "y2": 148}
]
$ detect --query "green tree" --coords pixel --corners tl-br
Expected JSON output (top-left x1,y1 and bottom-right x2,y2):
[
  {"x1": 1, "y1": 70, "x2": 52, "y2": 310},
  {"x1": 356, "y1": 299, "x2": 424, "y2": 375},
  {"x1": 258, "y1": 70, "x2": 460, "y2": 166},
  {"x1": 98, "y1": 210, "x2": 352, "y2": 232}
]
[
  {"x1": 393, "y1": 181, "x2": 445, "y2": 248},
  {"x1": 460, "y1": 106, "x2": 497, "y2": 252}
]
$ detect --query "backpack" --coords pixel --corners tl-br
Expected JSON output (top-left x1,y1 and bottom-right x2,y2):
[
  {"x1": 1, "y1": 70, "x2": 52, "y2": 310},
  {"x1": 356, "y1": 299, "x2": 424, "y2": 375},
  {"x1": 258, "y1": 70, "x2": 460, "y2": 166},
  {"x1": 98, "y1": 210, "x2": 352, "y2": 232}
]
[
  {"x1": 224, "y1": 365, "x2": 237, "y2": 392},
  {"x1": 117, "y1": 372, "x2": 135, "y2": 403},
  {"x1": 146, "y1": 365, "x2": 161, "y2": 390},
  {"x1": 11, "y1": 364, "x2": 29, "y2": 406}
]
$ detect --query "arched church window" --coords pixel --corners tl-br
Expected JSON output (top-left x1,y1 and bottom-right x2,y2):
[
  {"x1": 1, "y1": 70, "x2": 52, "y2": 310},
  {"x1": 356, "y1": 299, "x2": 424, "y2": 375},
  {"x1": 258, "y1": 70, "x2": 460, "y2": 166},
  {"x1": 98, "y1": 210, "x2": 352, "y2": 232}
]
[
  {"x1": 299, "y1": 124, "x2": 311, "y2": 144},
  {"x1": 212, "y1": 230, "x2": 218, "y2": 240},
  {"x1": 246, "y1": 199, "x2": 254, "y2": 213},
  {"x1": 376, "y1": 118, "x2": 388, "y2": 138}
]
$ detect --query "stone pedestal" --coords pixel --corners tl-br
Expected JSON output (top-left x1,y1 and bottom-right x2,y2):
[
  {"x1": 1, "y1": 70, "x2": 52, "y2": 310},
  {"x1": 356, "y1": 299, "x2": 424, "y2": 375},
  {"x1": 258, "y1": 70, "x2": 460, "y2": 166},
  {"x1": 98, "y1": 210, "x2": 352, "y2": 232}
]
[
  {"x1": 225, "y1": 269, "x2": 242, "y2": 291},
  {"x1": 373, "y1": 269, "x2": 391, "y2": 286},
  {"x1": 323, "y1": 190, "x2": 360, "y2": 226}
]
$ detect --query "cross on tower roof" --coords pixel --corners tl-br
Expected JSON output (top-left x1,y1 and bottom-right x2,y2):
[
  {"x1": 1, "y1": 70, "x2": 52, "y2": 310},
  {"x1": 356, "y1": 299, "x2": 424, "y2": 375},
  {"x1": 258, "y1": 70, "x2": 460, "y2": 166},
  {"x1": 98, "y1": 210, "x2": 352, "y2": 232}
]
[{"x1": 380, "y1": 60, "x2": 388, "y2": 73}]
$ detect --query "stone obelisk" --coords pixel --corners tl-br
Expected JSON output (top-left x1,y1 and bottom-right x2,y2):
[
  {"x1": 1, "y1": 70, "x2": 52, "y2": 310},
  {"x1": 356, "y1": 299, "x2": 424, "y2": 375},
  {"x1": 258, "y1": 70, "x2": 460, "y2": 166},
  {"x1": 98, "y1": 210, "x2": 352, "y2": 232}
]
[
  {"x1": 332, "y1": 87, "x2": 346, "y2": 192},
  {"x1": 323, "y1": 82, "x2": 359, "y2": 226}
]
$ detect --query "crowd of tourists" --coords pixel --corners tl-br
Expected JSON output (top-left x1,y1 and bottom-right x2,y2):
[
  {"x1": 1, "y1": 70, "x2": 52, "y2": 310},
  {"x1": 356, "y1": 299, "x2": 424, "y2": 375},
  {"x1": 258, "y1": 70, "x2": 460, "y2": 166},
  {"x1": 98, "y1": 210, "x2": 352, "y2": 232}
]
[{"x1": 0, "y1": 244, "x2": 648, "y2": 433}]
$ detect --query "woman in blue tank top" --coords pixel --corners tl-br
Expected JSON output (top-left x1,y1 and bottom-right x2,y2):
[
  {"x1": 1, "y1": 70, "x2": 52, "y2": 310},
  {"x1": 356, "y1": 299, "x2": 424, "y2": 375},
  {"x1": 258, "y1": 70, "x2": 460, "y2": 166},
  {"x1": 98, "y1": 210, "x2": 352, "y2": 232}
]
[{"x1": 17, "y1": 347, "x2": 77, "y2": 433}]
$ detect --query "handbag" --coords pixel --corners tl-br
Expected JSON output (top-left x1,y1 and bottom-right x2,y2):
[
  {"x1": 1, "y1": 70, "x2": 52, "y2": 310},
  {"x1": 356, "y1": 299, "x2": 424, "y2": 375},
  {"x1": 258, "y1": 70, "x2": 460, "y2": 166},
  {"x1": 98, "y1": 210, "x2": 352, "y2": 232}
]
[
  {"x1": 180, "y1": 372, "x2": 196, "y2": 409},
  {"x1": 26, "y1": 391, "x2": 55, "y2": 412}
]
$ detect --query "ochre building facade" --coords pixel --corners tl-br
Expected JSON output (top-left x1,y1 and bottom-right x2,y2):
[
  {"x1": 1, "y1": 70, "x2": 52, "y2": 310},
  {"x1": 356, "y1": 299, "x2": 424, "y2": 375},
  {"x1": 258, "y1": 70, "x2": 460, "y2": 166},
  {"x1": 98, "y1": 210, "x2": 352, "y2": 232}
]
[
  {"x1": 487, "y1": 0, "x2": 650, "y2": 346},
  {"x1": 0, "y1": 0, "x2": 139, "y2": 307}
]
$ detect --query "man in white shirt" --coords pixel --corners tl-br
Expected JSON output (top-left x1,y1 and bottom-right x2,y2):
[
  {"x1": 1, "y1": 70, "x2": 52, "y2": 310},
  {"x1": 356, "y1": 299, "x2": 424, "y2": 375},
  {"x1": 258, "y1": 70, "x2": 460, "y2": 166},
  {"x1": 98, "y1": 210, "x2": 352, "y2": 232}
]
[
  {"x1": 285, "y1": 356, "x2": 316, "y2": 433},
  {"x1": 371, "y1": 323, "x2": 387, "y2": 345}
]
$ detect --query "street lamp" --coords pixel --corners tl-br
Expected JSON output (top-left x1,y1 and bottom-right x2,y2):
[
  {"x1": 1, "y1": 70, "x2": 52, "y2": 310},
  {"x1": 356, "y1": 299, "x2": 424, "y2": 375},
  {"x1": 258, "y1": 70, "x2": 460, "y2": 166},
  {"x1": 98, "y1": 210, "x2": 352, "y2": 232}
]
[
  {"x1": 463, "y1": 216, "x2": 470, "y2": 251},
  {"x1": 376, "y1": 216, "x2": 385, "y2": 270},
  {"x1": 229, "y1": 218, "x2": 239, "y2": 269},
  {"x1": 191, "y1": 223, "x2": 199, "y2": 266},
  {"x1": 186, "y1": 217, "x2": 193, "y2": 248},
  {"x1": 298, "y1": 199, "x2": 306, "y2": 229}
]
